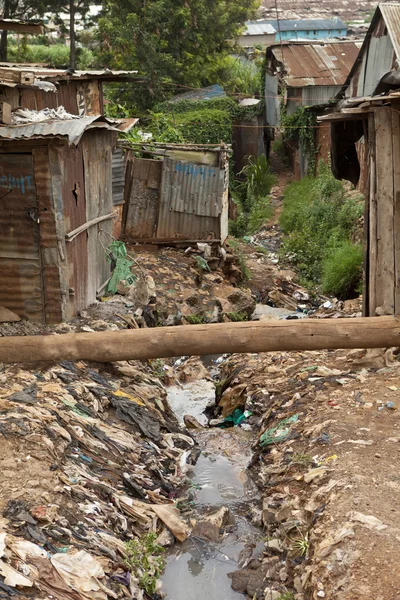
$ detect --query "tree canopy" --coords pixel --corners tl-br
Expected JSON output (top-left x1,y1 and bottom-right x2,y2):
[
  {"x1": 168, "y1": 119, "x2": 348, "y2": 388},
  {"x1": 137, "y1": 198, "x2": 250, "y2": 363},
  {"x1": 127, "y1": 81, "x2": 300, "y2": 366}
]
[{"x1": 99, "y1": 0, "x2": 259, "y2": 109}]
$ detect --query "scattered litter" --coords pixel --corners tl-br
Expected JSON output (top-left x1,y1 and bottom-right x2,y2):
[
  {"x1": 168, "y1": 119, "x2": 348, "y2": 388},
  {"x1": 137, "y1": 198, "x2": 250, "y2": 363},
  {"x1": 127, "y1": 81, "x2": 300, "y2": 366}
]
[
  {"x1": 259, "y1": 414, "x2": 299, "y2": 446},
  {"x1": 349, "y1": 512, "x2": 387, "y2": 531}
]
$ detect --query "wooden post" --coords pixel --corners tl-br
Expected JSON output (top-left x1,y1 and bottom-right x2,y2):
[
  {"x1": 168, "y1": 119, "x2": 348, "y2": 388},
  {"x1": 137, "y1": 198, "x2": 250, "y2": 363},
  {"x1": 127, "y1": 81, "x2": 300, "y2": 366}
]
[{"x1": 0, "y1": 317, "x2": 399, "y2": 364}]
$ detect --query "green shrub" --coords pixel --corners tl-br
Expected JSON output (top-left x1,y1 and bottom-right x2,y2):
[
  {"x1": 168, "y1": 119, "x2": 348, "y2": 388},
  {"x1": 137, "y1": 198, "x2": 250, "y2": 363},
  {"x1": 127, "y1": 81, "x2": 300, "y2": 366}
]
[
  {"x1": 229, "y1": 155, "x2": 276, "y2": 237},
  {"x1": 280, "y1": 164, "x2": 364, "y2": 296},
  {"x1": 8, "y1": 42, "x2": 96, "y2": 69},
  {"x1": 124, "y1": 533, "x2": 165, "y2": 595},
  {"x1": 321, "y1": 242, "x2": 363, "y2": 298},
  {"x1": 148, "y1": 108, "x2": 232, "y2": 144}
]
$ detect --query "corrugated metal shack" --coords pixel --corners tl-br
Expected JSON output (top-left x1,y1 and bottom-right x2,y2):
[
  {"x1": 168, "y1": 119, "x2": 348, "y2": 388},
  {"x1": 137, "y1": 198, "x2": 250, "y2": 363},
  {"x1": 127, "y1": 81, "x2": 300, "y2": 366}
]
[
  {"x1": 265, "y1": 41, "x2": 361, "y2": 177},
  {"x1": 0, "y1": 65, "x2": 138, "y2": 323},
  {"x1": 319, "y1": 2, "x2": 400, "y2": 317},
  {"x1": 120, "y1": 143, "x2": 230, "y2": 244}
]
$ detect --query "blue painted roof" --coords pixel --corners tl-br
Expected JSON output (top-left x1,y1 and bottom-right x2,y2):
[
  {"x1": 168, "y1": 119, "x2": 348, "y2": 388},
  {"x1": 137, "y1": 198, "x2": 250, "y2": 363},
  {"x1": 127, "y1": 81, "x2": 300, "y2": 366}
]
[
  {"x1": 266, "y1": 18, "x2": 347, "y2": 32},
  {"x1": 169, "y1": 84, "x2": 226, "y2": 103}
]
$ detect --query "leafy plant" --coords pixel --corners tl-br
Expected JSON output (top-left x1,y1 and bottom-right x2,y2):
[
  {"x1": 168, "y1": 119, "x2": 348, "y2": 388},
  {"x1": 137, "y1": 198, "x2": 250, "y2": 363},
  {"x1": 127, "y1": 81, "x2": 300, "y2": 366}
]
[
  {"x1": 292, "y1": 530, "x2": 309, "y2": 557},
  {"x1": 281, "y1": 107, "x2": 318, "y2": 176},
  {"x1": 124, "y1": 533, "x2": 165, "y2": 595},
  {"x1": 238, "y1": 154, "x2": 276, "y2": 207},
  {"x1": 226, "y1": 311, "x2": 249, "y2": 321},
  {"x1": 185, "y1": 314, "x2": 208, "y2": 324},
  {"x1": 321, "y1": 242, "x2": 363, "y2": 298},
  {"x1": 149, "y1": 359, "x2": 165, "y2": 378},
  {"x1": 280, "y1": 163, "x2": 364, "y2": 296}
]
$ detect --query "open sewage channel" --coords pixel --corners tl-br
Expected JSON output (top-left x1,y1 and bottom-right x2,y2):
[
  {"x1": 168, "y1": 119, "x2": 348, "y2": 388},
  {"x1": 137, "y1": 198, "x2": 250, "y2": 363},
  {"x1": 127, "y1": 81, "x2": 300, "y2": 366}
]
[{"x1": 161, "y1": 356, "x2": 263, "y2": 600}]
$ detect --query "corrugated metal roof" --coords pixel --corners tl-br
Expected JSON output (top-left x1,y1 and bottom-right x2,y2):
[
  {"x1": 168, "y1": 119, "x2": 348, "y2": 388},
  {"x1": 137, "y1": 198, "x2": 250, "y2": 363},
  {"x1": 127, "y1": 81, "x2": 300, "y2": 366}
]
[
  {"x1": 0, "y1": 116, "x2": 117, "y2": 145},
  {"x1": 272, "y1": 41, "x2": 362, "y2": 87},
  {"x1": 0, "y1": 64, "x2": 138, "y2": 83},
  {"x1": 243, "y1": 20, "x2": 276, "y2": 36},
  {"x1": 267, "y1": 18, "x2": 347, "y2": 32},
  {"x1": 379, "y1": 3, "x2": 400, "y2": 60}
]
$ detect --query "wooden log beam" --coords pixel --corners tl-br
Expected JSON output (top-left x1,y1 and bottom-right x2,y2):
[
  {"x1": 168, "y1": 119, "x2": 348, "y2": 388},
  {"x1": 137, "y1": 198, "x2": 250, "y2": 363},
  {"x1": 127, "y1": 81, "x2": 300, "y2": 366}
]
[{"x1": 0, "y1": 316, "x2": 400, "y2": 364}]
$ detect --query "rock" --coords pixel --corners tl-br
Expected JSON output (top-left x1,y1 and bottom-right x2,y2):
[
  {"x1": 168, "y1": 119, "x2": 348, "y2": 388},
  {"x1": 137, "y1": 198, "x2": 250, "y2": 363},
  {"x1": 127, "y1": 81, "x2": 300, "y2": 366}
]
[
  {"x1": 252, "y1": 304, "x2": 294, "y2": 321},
  {"x1": 183, "y1": 415, "x2": 203, "y2": 429},
  {"x1": 191, "y1": 507, "x2": 230, "y2": 542},
  {"x1": 229, "y1": 569, "x2": 251, "y2": 593},
  {"x1": 177, "y1": 358, "x2": 209, "y2": 382},
  {"x1": 227, "y1": 289, "x2": 256, "y2": 317},
  {"x1": 264, "y1": 539, "x2": 283, "y2": 554},
  {"x1": 0, "y1": 306, "x2": 20, "y2": 322},
  {"x1": 264, "y1": 588, "x2": 281, "y2": 600},
  {"x1": 247, "y1": 569, "x2": 267, "y2": 599}
]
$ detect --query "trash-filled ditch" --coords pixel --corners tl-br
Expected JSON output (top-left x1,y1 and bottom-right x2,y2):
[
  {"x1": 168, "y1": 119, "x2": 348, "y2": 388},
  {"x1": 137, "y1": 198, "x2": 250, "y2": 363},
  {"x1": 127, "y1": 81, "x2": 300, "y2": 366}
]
[{"x1": 162, "y1": 357, "x2": 263, "y2": 600}]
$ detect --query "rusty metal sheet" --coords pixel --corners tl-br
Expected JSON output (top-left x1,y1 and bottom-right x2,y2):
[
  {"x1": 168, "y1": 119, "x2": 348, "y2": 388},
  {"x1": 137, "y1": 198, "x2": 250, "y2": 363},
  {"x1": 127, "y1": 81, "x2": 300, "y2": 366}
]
[
  {"x1": 0, "y1": 116, "x2": 117, "y2": 145},
  {"x1": 0, "y1": 153, "x2": 43, "y2": 320},
  {"x1": 112, "y1": 147, "x2": 126, "y2": 206},
  {"x1": 32, "y1": 146, "x2": 63, "y2": 324},
  {"x1": 272, "y1": 41, "x2": 361, "y2": 88},
  {"x1": 161, "y1": 157, "x2": 224, "y2": 218},
  {"x1": 380, "y1": 3, "x2": 400, "y2": 59}
]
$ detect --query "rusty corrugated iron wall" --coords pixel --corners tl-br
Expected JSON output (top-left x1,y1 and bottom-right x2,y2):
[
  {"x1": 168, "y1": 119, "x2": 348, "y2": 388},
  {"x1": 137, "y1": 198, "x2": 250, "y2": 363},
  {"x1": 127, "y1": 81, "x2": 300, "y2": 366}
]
[
  {"x1": 0, "y1": 153, "x2": 44, "y2": 321},
  {"x1": 157, "y1": 157, "x2": 226, "y2": 240},
  {"x1": 122, "y1": 151, "x2": 228, "y2": 242}
]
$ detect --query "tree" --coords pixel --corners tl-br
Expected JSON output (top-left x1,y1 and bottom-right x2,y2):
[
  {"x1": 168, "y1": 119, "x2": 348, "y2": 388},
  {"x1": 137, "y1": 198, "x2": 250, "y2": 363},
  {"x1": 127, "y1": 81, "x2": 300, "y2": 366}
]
[
  {"x1": 0, "y1": 0, "x2": 93, "y2": 67},
  {"x1": 98, "y1": 0, "x2": 259, "y2": 110}
]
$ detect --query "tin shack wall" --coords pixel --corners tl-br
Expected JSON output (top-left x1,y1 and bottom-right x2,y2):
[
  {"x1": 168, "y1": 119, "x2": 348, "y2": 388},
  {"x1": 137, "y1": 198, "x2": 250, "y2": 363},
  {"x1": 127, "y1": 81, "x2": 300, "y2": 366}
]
[
  {"x1": 233, "y1": 116, "x2": 266, "y2": 174},
  {"x1": 157, "y1": 156, "x2": 227, "y2": 241}
]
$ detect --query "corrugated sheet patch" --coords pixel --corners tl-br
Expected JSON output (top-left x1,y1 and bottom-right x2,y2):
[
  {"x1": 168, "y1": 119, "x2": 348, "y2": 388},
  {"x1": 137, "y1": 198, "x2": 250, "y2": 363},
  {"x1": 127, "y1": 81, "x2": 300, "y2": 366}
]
[{"x1": 272, "y1": 41, "x2": 361, "y2": 87}]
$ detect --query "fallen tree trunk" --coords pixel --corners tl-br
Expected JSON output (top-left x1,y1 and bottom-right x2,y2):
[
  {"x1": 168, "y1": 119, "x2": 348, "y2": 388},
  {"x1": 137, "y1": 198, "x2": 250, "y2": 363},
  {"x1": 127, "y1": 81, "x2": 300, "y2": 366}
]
[{"x1": 1, "y1": 316, "x2": 400, "y2": 363}]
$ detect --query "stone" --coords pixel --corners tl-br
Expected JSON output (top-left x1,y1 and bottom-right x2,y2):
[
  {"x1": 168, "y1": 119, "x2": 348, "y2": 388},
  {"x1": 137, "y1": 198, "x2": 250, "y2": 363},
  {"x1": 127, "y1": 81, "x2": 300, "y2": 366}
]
[
  {"x1": 264, "y1": 539, "x2": 283, "y2": 554},
  {"x1": 191, "y1": 507, "x2": 230, "y2": 542},
  {"x1": 0, "y1": 306, "x2": 20, "y2": 322},
  {"x1": 229, "y1": 569, "x2": 251, "y2": 594},
  {"x1": 264, "y1": 588, "x2": 281, "y2": 600}
]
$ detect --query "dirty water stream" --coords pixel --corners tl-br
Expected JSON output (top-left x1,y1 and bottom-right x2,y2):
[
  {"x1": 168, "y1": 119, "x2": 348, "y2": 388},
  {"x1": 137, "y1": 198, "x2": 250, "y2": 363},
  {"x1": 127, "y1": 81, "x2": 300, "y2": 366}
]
[{"x1": 162, "y1": 358, "x2": 263, "y2": 600}]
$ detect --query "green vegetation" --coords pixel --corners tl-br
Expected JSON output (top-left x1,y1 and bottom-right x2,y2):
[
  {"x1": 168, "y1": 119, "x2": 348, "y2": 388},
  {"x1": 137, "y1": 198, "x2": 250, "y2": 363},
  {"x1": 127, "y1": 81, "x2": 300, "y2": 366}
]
[
  {"x1": 280, "y1": 163, "x2": 364, "y2": 298},
  {"x1": 281, "y1": 107, "x2": 317, "y2": 176},
  {"x1": 321, "y1": 242, "x2": 363, "y2": 298},
  {"x1": 124, "y1": 533, "x2": 165, "y2": 595},
  {"x1": 230, "y1": 155, "x2": 276, "y2": 237},
  {"x1": 226, "y1": 311, "x2": 249, "y2": 322},
  {"x1": 8, "y1": 40, "x2": 96, "y2": 69},
  {"x1": 185, "y1": 314, "x2": 208, "y2": 324},
  {"x1": 98, "y1": 0, "x2": 259, "y2": 112},
  {"x1": 149, "y1": 359, "x2": 165, "y2": 378}
]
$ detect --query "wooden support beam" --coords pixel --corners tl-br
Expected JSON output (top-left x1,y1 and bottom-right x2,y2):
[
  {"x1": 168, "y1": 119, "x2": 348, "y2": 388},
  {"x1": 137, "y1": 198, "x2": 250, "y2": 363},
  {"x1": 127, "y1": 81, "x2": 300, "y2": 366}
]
[{"x1": 0, "y1": 317, "x2": 400, "y2": 364}]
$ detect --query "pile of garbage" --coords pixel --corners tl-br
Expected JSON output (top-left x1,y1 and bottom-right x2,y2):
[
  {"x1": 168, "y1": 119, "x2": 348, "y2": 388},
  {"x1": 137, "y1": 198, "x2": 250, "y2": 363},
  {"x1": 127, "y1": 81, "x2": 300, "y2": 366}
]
[
  {"x1": 215, "y1": 348, "x2": 400, "y2": 600},
  {"x1": 0, "y1": 359, "x2": 195, "y2": 599}
]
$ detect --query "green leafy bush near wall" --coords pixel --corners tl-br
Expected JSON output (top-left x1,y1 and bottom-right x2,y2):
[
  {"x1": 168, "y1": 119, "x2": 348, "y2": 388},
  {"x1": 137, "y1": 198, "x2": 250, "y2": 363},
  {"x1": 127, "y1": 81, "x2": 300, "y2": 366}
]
[{"x1": 280, "y1": 163, "x2": 364, "y2": 298}]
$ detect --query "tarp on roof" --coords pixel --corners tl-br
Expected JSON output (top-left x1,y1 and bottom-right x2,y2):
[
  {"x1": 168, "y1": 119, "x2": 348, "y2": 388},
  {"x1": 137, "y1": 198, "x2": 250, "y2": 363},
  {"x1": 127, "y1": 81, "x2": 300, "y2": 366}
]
[
  {"x1": 271, "y1": 41, "x2": 361, "y2": 87},
  {"x1": 169, "y1": 84, "x2": 226, "y2": 103}
]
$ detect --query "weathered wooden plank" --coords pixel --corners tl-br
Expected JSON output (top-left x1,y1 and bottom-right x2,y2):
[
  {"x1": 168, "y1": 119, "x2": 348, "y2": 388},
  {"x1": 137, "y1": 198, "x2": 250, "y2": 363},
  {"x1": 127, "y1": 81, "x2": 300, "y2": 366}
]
[
  {"x1": 374, "y1": 107, "x2": 395, "y2": 315},
  {"x1": 368, "y1": 112, "x2": 377, "y2": 316},
  {"x1": 392, "y1": 101, "x2": 400, "y2": 314},
  {"x1": 362, "y1": 119, "x2": 370, "y2": 316}
]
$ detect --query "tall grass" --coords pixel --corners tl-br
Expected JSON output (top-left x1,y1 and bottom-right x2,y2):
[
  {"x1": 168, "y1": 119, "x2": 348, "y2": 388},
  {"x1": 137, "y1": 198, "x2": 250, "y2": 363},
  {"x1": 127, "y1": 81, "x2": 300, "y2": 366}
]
[
  {"x1": 280, "y1": 163, "x2": 364, "y2": 298},
  {"x1": 230, "y1": 154, "x2": 276, "y2": 237}
]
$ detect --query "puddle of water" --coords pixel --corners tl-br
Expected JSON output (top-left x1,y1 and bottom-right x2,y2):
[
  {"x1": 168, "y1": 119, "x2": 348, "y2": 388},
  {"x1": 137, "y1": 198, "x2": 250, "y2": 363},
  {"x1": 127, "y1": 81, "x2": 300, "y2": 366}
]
[
  {"x1": 167, "y1": 380, "x2": 215, "y2": 426},
  {"x1": 163, "y1": 379, "x2": 262, "y2": 600}
]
